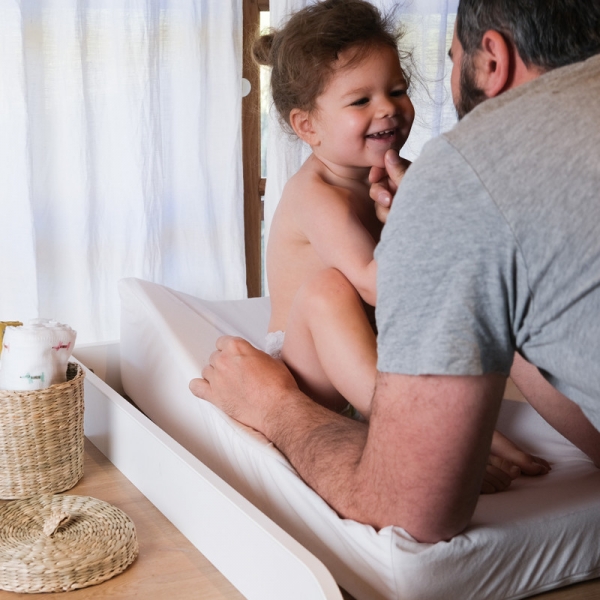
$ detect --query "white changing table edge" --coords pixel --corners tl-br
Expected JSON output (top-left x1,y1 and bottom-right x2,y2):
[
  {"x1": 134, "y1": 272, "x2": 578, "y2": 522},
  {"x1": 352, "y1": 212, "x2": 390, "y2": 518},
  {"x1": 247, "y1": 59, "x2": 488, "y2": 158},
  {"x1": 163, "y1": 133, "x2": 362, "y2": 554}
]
[{"x1": 74, "y1": 342, "x2": 342, "y2": 600}]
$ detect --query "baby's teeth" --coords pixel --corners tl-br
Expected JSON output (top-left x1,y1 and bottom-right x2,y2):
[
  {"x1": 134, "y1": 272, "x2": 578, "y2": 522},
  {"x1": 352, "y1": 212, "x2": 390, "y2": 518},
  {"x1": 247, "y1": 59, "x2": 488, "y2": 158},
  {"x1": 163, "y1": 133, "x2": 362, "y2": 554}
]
[{"x1": 368, "y1": 129, "x2": 393, "y2": 138}]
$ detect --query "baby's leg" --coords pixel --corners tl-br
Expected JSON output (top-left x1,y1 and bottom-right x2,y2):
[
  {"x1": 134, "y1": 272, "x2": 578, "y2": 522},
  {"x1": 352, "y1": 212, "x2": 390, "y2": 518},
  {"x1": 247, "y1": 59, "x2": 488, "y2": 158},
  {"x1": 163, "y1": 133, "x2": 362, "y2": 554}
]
[{"x1": 282, "y1": 268, "x2": 377, "y2": 416}]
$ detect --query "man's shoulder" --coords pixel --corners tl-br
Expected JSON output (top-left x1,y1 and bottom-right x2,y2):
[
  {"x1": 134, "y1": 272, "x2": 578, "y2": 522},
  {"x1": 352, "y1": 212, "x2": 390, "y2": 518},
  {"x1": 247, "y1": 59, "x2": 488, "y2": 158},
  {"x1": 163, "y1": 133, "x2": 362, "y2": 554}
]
[
  {"x1": 444, "y1": 53, "x2": 600, "y2": 153},
  {"x1": 398, "y1": 134, "x2": 476, "y2": 197},
  {"x1": 401, "y1": 134, "x2": 459, "y2": 178}
]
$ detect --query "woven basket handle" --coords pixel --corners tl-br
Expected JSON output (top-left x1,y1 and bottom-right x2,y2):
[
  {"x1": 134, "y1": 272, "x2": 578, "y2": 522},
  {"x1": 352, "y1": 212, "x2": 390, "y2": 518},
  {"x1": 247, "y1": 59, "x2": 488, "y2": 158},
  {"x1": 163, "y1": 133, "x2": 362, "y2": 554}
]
[{"x1": 43, "y1": 509, "x2": 71, "y2": 538}]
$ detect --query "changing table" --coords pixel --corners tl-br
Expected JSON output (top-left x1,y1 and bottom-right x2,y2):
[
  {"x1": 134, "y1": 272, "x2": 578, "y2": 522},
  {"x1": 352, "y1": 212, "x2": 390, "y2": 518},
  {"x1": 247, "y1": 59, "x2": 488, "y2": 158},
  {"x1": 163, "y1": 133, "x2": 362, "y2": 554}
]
[{"x1": 1, "y1": 344, "x2": 598, "y2": 599}]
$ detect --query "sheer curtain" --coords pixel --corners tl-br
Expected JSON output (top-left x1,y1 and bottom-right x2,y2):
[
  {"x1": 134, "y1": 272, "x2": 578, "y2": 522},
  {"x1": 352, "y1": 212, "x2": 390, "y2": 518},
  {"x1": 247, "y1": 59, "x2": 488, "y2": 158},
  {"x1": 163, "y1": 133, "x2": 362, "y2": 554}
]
[
  {"x1": 263, "y1": 0, "x2": 459, "y2": 292},
  {"x1": 0, "y1": 0, "x2": 246, "y2": 344}
]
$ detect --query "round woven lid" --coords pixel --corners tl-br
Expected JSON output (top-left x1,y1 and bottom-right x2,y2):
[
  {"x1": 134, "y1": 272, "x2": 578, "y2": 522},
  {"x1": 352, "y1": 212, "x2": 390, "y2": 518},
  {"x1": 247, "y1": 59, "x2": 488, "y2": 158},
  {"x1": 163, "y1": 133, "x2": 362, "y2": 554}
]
[{"x1": 0, "y1": 494, "x2": 138, "y2": 593}]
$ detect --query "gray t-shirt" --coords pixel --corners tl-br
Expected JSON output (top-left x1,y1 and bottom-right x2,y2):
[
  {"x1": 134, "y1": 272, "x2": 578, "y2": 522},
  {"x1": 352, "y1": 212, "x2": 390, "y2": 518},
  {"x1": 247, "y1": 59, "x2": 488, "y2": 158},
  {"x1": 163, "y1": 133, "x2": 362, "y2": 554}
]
[{"x1": 375, "y1": 53, "x2": 600, "y2": 429}]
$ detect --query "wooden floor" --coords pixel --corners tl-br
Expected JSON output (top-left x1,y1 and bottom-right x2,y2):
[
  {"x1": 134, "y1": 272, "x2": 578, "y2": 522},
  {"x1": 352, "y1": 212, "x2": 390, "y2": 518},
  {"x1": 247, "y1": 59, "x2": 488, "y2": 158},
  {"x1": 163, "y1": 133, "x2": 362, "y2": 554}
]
[
  {"x1": 0, "y1": 440, "x2": 245, "y2": 599},
  {"x1": 0, "y1": 438, "x2": 598, "y2": 599},
  {"x1": 534, "y1": 580, "x2": 600, "y2": 600}
]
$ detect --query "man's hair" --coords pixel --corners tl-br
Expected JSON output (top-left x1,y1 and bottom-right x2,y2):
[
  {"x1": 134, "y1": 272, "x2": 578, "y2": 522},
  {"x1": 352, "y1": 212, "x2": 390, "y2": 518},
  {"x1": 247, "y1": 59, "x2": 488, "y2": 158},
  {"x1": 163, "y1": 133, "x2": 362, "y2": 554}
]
[{"x1": 456, "y1": 0, "x2": 600, "y2": 70}]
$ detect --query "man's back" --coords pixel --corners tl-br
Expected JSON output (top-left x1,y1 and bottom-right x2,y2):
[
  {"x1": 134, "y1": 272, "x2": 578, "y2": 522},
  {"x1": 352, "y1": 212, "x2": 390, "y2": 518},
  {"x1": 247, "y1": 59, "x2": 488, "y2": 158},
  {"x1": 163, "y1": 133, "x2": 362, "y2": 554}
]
[{"x1": 377, "y1": 53, "x2": 600, "y2": 425}]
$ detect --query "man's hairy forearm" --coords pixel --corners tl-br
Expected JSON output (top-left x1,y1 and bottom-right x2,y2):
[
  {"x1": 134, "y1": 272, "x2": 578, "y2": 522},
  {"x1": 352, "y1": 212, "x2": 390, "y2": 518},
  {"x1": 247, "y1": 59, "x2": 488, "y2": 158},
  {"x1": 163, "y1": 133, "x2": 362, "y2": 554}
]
[
  {"x1": 264, "y1": 372, "x2": 505, "y2": 541},
  {"x1": 191, "y1": 337, "x2": 504, "y2": 541},
  {"x1": 264, "y1": 391, "x2": 372, "y2": 522}
]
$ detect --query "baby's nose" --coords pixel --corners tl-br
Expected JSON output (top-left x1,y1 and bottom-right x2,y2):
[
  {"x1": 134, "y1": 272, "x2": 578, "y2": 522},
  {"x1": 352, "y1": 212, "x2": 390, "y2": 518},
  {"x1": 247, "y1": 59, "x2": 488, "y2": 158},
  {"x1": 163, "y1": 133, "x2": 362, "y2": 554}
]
[{"x1": 375, "y1": 96, "x2": 397, "y2": 118}]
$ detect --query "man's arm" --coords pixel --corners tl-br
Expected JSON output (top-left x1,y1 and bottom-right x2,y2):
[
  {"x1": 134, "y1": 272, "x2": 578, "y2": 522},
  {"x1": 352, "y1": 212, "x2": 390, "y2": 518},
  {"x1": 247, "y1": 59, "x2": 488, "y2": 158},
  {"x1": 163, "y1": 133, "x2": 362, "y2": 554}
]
[
  {"x1": 190, "y1": 336, "x2": 506, "y2": 542},
  {"x1": 305, "y1": 370, "x2": 506, "y2": 541}
]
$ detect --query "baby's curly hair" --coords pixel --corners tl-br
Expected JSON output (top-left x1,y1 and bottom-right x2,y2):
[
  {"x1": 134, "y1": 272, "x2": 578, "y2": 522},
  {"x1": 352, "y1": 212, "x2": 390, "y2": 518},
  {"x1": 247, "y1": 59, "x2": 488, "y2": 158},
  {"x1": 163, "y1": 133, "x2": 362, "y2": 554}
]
[{"x1": 253, "y1": 0, "x2": 408, "y2": 132}]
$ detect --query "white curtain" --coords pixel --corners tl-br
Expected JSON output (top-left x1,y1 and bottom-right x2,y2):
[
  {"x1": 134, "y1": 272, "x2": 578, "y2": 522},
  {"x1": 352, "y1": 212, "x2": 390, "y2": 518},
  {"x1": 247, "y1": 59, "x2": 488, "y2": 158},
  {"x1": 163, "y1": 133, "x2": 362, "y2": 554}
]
[
  {"x1": 0, "y1": 0, "x2": 246, "y2": 344},
  {"x1": 263, "y1": 0, "x2": 459, "y2": 292}
]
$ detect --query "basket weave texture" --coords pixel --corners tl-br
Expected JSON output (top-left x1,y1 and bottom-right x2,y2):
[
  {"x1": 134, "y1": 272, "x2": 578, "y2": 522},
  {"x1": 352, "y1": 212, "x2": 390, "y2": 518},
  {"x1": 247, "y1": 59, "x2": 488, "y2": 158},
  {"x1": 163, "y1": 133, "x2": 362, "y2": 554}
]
[
  {"x1": 0, "y1": 363, "x2": 85, "y2": 499},
  {"x1": 0, "y1": 494, "x2": 139, "y2": 593}
]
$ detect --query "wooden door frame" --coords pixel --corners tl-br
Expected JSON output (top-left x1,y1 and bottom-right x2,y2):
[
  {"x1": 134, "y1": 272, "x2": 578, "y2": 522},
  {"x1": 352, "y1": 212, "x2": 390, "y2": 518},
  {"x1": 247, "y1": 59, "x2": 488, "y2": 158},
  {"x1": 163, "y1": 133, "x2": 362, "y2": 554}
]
[{"x1": 242, "y1": 0, "x2": 269, "y2": 297}]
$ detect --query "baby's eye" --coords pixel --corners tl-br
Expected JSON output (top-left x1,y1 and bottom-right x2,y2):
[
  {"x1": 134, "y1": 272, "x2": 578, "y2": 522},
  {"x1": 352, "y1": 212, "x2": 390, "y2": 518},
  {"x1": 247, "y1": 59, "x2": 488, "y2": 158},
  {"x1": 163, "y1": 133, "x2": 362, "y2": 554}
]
[
  {"x1": 390, "y1": 89, "x2": 406, "y2": 97},
  {"x1": 351, "y1": 97, "x2": 369, "y2": 106}
]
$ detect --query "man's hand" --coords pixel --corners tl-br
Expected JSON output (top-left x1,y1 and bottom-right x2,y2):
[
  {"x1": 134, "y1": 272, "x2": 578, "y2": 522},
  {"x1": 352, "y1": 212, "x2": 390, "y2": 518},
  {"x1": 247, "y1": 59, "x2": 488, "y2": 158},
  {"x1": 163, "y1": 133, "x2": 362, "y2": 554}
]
[
  {"x1": 189, "y1": 336, "x2": 299, "y2": 435},
  {"x1": 369, "y1": 149, "x2": 411, "y2": 223}
]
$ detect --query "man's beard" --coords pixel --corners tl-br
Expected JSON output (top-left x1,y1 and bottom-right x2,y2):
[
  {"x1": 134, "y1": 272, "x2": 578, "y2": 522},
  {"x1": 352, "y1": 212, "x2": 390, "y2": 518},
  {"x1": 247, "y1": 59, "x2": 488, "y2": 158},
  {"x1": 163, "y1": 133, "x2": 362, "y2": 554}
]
[{"x1": 456, "y1": 54, "x2": 487, "y2": 120}]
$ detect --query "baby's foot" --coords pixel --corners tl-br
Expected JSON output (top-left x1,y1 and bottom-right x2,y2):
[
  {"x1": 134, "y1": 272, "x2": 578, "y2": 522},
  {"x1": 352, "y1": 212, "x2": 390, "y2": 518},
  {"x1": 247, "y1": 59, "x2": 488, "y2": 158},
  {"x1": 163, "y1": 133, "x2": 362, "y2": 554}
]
[
  {"x1": 490, "y1": 430, "x2": 550, "y2": 476},
  {"x1": 481, "y1": 455, "x2": 520, "y2": 494},
  {"x1": 481, "y1": 431, "x2": 551, "y2": 494}
]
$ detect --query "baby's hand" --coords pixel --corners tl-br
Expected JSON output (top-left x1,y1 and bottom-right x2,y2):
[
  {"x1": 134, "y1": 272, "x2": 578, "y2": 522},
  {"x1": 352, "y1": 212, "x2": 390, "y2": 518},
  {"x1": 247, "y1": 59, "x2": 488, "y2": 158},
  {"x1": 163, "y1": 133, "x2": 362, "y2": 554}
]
[
  {"x1": 480, "y1": 430, "x2": 551, "y2": 494},
  {"x1": 369, "y1": 150, "x2": 411, "y2": 224}
]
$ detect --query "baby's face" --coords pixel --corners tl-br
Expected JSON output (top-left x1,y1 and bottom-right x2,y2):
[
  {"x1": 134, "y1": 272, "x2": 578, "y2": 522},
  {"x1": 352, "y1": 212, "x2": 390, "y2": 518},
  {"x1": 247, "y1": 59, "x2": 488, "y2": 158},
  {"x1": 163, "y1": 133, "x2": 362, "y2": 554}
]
[{"x1": 311, "y1": 44, "x2": 414, "y2": 171}]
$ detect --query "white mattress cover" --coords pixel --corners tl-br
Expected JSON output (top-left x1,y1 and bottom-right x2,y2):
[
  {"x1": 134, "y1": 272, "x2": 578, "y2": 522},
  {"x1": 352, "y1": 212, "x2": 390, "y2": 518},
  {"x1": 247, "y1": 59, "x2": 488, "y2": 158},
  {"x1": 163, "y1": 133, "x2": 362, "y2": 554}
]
[{"x1": 119, "y1": 277, "x2": 600, "y2": 600}]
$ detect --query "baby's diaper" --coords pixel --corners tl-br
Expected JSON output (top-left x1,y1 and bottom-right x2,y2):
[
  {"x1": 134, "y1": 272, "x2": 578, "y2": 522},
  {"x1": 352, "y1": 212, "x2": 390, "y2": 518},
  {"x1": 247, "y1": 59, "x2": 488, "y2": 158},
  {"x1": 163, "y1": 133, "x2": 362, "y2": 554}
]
[{"x1": 265, "y1": 330, "x2": 285, "y2": 359}]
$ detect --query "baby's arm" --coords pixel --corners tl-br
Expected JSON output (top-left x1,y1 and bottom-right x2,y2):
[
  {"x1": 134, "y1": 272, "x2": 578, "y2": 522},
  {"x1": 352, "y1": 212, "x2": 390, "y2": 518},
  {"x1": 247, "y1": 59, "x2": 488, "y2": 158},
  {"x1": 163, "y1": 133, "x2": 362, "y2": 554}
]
[{"x1": 298, "y1": 181, "x2": 378, "y2": 305}]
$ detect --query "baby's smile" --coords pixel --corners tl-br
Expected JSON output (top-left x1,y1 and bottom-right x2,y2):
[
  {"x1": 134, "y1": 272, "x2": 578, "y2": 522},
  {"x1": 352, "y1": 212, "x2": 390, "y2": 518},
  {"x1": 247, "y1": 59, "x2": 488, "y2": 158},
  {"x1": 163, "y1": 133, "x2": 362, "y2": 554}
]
[{"x1": 366, "y1": 127, "x2": 397, "y2": 140}]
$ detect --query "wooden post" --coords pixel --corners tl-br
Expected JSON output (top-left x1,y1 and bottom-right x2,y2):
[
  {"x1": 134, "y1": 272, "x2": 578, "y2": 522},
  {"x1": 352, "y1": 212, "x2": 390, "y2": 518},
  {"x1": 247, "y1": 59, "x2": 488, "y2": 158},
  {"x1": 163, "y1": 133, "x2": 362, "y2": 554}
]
[{"x1": 242, "y1": 0, "x2": 262, "y2": 297}]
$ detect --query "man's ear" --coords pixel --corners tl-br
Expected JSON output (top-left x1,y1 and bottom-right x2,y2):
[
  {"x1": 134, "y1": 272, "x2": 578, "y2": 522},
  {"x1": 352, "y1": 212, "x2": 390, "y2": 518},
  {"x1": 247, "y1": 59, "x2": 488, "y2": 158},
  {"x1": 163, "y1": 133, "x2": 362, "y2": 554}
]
[
  {"x1": 290, "y1": 108, "x2": 320, "y2": 146},
  {"x1": 475, "y1": 30, "x2": 511, "y2": 98}
]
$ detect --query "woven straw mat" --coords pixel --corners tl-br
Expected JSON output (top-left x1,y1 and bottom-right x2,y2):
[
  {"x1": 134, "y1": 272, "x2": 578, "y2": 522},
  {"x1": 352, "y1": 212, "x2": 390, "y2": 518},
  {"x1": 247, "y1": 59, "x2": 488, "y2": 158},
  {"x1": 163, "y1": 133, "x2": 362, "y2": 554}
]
[{"x1": 0, "y1": 494, "x2": 138, "y2": 593}]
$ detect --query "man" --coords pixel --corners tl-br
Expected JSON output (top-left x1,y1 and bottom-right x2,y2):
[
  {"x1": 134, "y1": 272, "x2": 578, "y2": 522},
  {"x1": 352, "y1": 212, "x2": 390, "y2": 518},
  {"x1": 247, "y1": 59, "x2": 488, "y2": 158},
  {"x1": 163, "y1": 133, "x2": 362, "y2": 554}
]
[{"x1": 191, "y1": 0, "x2": 600, "y2": 542}]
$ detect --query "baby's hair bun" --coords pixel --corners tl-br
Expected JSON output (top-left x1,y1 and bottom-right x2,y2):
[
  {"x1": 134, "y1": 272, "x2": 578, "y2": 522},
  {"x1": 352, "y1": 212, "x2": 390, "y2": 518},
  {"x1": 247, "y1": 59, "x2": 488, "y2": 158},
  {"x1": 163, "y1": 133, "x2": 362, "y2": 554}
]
[{"x1": 252, "y1": 32, "x2": 275, "y2": 66}]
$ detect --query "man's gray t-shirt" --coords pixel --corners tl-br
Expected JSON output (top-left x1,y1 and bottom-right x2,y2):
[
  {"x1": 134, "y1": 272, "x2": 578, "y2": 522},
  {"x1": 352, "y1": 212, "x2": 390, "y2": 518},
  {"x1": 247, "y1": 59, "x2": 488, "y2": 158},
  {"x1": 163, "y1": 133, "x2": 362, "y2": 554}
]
[{"x1": 375, "y1": 53, "x2": 600, "y2": 429}]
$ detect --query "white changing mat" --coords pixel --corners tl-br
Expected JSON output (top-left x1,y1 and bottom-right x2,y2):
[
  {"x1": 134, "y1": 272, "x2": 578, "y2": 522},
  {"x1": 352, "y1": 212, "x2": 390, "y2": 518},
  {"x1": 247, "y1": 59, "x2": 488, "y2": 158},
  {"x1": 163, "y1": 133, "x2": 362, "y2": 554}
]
[{"x1": 119, "y1": 277, "x2": 600, "y2": 600}]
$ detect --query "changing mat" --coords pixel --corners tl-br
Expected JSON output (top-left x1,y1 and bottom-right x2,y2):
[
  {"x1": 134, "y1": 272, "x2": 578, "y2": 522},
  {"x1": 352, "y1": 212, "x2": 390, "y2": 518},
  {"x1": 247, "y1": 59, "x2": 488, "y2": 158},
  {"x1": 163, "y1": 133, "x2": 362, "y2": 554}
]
[{"x1": 119, "y1": 277, "x2": 600, "y2": 600}]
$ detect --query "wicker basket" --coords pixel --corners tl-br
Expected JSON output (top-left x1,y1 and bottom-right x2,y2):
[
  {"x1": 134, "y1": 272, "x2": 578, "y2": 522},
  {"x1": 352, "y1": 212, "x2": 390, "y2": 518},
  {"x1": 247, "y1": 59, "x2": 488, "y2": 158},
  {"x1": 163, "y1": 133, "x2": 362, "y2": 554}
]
[{"x1": 0, "y1": 363, "x2": 85, "y2": 499}]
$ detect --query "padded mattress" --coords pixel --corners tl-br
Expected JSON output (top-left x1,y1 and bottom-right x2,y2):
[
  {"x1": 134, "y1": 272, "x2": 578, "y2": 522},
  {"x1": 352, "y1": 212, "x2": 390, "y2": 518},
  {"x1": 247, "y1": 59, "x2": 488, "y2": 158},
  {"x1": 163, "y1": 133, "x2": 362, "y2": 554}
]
[{"x1": 119, "y1": 277, "x2": 600, "y2": 600}]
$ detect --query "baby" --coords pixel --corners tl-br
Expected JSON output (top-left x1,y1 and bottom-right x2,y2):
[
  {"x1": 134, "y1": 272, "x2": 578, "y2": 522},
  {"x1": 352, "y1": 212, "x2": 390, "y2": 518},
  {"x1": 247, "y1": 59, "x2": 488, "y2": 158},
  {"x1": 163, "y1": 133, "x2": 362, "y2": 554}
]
[
  {"x1": 257, "y1": 0, "x2": 407, "y2": 416},
  {"x1": 255, "y1": 0, "x2": 549, "y2": 488}
]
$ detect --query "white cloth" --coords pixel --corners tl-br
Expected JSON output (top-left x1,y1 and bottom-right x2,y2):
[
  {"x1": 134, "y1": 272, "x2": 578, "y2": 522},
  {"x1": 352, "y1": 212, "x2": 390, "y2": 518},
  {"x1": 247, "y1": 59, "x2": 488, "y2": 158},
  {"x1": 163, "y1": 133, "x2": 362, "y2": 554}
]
[
  {"x1": 0, "y1": 320, "x2": 76, "y2": 391},
  {"x1": 265, "y1": 331, "x2": 285, "y2": 359},
  {"x1": 0, "y1": 1, "x2": 246, "y2": 344}
]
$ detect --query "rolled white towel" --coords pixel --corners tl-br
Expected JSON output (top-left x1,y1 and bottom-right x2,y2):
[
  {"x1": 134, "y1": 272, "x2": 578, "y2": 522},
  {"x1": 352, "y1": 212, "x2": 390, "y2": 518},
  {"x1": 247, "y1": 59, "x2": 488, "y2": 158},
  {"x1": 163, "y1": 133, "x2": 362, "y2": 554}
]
[{"x1": 0, "y1": 319, "x2": 77, "y2": 391}]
